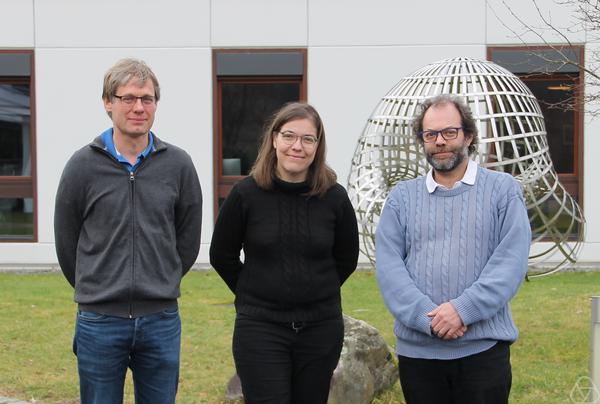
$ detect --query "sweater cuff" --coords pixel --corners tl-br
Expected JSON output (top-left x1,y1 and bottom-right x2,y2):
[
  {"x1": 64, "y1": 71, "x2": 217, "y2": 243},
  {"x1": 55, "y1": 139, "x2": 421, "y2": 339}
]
[
  {"x1": 417, "y1": 301, "x2": 438, "y2": 335},
  {"x1": 451, "y1": 295, "x2": 480, "y2": 326}
]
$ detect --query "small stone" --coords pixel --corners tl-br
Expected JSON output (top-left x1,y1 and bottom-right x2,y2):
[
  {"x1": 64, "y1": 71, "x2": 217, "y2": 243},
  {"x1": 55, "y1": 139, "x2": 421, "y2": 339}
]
[{"x1": 225, "y1": 373, "x2": 243, "y2": 403}]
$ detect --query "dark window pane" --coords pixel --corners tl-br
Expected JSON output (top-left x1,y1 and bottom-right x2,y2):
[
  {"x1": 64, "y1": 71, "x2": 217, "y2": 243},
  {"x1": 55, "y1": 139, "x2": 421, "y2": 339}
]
[
  {"x1": 490, "y1": 48, "x2": 580, "y2": 74},
  {"x1": 221, "y1": 82, "x2": 300, "y2": 176},
  {"x1": 522, "y1": 79, "x2": 575, "y2": 174},
  {"x1": 529, "y1": 197, "x2": 580, "y2": 239},
  {"x1": 0, "y1": 84, "x2": 31, "y2": 176},
  {"x1": 0, "y1": 197, "x2": 33, "y2": 239}
]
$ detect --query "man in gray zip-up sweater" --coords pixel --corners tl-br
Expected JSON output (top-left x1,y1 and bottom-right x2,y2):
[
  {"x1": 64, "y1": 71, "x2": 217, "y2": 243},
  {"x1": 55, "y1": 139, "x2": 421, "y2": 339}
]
[{"x1": 54, "y1": 58, "x2": 202, "y2": 404}]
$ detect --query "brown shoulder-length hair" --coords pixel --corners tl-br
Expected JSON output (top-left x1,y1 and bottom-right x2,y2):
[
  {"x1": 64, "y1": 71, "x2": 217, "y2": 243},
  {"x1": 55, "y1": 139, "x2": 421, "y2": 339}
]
[{"x1": 250, "y1": 102, "x2": 337, "y2": 197}]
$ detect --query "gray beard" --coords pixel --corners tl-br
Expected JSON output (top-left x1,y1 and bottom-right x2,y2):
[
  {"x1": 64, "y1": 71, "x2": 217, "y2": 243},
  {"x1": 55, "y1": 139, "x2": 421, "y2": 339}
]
[{"x1": 426, "y1": 146, "x2": 468, "y2": 172}]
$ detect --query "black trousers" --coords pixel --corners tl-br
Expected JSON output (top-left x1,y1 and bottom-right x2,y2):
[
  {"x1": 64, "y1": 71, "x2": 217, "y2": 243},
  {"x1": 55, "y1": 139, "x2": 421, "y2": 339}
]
[
  {"x1": 398, "y1": 341, "x2": 512, "y2": 404},
  {"x1": 232, "y1": 313, "x2": 344, "y2": 404}
]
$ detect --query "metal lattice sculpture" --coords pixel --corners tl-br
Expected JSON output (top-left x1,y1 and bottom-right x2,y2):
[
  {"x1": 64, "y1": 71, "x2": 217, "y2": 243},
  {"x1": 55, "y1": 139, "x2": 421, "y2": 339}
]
[{"x1": 348, "y1": 57, "x2": 585, "y2": 276}]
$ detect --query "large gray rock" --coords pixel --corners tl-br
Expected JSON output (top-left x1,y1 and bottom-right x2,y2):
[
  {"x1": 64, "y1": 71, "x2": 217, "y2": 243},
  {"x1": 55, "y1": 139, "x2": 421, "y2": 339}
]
[
  {"x1": 327, "y1": 314, "x2": 397, "y2": 404},
  {"x1": 225, "y1": 314, "x2": 397, "y2": 403}
]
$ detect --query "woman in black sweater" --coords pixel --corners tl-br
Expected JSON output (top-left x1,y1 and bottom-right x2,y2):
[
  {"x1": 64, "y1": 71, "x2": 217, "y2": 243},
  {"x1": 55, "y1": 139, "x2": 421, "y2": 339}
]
[{"x1": 210, "y1": 102, "x2": 359, "y2": 404}]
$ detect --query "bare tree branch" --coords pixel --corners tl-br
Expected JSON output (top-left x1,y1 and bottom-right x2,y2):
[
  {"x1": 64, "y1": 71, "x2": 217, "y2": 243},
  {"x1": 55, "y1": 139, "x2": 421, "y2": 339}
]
[{"x1": 491, "y1": 0, "x2": 600, "y2": 116}]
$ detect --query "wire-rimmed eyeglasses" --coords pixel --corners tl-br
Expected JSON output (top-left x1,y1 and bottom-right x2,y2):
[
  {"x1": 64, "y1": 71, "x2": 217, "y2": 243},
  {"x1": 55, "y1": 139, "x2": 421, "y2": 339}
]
[
  {"x1": 113, "y1": 94, "x2": 157, "y2": 106},
  {"x1": 277, "y1": 131, "x2": 319, "y2": 148}
]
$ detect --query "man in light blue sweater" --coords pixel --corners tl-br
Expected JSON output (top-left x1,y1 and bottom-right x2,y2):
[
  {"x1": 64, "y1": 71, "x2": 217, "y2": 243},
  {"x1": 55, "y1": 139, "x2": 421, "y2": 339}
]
[{"x1": 376, "y1": 94, "x2": 531, "y2": 404}]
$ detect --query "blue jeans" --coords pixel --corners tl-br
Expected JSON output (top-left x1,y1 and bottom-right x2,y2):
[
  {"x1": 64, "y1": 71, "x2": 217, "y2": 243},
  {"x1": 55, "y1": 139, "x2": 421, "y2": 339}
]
[{"x1": 73, "y1": 308, "x2": 181, "y2": 404}]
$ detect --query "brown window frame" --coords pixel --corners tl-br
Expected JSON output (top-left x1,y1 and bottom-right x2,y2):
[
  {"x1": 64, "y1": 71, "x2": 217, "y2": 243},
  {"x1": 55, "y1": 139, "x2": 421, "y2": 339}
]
[
  {"x1": 212, "y1": 49, "x2": 307, "y2": 218},
  {"x1": 487, "y1": 46, "x2": 584, "y2": 241},
  {"x1": 517, "y1": 72, "x2": 582, "y2": 201},
  {"x1": 486, "y1": 45, "x2": 584, "y2": 208},
  {"x1": 0, "y1": 50, "x2": 37, "y2": 242}
]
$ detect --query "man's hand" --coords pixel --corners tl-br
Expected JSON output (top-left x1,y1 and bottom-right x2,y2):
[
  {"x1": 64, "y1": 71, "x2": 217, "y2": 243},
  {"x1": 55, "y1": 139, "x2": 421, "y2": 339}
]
[{"x1": 427, "y1": 302, "x2": 467, "y2": 340}]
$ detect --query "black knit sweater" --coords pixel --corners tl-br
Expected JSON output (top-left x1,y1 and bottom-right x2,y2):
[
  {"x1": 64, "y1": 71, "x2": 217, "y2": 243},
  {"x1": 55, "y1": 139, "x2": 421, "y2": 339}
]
[{"x1": 209, "y1": 176, "x2": 359, "y2": 322}]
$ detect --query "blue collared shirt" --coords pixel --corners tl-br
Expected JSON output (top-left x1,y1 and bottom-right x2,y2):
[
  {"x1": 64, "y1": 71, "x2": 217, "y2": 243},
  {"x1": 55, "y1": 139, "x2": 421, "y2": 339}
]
[{"x1": 101, "y1": 128, "x2": 154, "y2": 173}]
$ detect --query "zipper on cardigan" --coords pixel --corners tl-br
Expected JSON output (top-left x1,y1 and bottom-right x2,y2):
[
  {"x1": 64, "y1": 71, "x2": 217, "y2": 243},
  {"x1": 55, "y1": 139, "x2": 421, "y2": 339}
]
[
  {"x1": 129, "y1": 171, "x2": 135, "y2": 319},
  {"x1": 90, "y1": 143, "x2": 166, "y2": 319}
]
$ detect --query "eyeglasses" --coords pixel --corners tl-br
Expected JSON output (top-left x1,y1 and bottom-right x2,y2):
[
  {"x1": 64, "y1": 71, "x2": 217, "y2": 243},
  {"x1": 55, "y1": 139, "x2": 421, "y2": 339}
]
[
  {"x1": 113, "y1": 94, "x2": 156, "y2": 106},
  {"x1": 419, "y1": 127, "x2": 463, "y2": 143},
  {"x1": 278, "y1": 131, "x2": 319, "y2": 148}
]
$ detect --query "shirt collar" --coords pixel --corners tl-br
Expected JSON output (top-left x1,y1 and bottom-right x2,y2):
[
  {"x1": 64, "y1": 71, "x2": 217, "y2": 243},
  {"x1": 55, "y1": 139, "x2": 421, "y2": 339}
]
[
  {"x1": 101, "y1": 128, "x2": 154, "y2": 171},
  {"x1": 102, "y1": 128, "x2": 154, "y2": 158},
  {"x1": 426, "y1": 159, "x2": 478, "y2": 193}
]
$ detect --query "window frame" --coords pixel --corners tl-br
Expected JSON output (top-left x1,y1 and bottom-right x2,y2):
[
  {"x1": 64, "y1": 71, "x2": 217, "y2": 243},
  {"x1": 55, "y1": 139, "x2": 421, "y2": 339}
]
[
  {"x1": 517, "y1": 72, "x2": 582, "y2": 200},
  {"x1": 0, "y1": 50, "x2": 37, "y2": 242},
  {"x1": 487, "y1": 45, "x2": 584, "y2": 208},
  {"x1": 487, "y1": 45, "x2": 584, "y2": 241},
  {"x1": 212, "y1": 49, "x2": 307, "y2": 218}
]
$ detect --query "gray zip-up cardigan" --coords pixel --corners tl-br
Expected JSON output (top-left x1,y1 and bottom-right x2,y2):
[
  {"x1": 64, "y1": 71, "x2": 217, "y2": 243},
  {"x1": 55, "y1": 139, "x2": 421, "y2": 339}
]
[{"x1": 54, "y1": 134, "x2": 202, "y2": 318}]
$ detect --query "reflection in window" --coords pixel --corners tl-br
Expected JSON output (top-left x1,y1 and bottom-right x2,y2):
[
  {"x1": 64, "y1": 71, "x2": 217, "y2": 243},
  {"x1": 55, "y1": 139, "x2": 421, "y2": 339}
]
[
  {"x1": 0, "y1": 198, "x2": 33, "y2": 239},
  {"x1": 0, "y1": 84, "x2": 31, "y2": 176},
  {"x1": 488, "y1": 46, "x2": 582, "y2": 240},
  {"x1": 528, "y1": 179, "x2": 580, "y2": 240},
  {"x1": 522, "y1": 78, "x2": 575, "y2": 174},
  {"x1": 0, "y1": 51, "x2": 35, "y2": 241},
  {"x1": 221, "y1": 82, "x2": 300, "y2": 176},
  {"x1": 213, "y1": 49, "x2": 306, "y2": 214}
]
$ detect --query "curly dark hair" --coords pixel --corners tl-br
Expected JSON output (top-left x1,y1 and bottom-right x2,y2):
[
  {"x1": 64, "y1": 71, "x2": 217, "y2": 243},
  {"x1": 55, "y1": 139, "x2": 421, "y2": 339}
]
[{"x1": 412, "y1": 94, "x2": 478, "y2": 155}]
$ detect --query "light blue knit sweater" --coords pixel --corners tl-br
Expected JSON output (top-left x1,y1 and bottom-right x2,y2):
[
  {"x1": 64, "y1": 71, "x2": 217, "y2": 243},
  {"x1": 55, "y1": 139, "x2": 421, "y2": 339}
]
[{"x1": 376, "y1": 166, "x2": 531, "y2": 360}]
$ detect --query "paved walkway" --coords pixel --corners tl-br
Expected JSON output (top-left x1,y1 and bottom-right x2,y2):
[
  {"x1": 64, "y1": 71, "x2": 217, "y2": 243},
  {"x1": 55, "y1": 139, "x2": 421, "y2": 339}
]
[{"x1": 0, "y1": 398, "x2": 30, "y2": 404}]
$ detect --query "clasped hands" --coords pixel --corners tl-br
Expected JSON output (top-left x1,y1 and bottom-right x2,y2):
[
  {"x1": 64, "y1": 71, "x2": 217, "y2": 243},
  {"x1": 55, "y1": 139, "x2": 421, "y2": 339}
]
[{"x1": 427, "y1": 302, "x2": 467, "y2": 340}]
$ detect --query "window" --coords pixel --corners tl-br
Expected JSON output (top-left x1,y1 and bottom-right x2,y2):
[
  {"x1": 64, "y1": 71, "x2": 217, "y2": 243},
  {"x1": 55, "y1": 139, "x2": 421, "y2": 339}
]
[
  {"x1": 213, "y1": 49, "x2": 306, "y2": 214},
  {"x1": 0, "y1": 51, "x2": 36, "y2": 241},
  {"x1": 488, "y1": 46, "x2": 584, "y2": 238}
]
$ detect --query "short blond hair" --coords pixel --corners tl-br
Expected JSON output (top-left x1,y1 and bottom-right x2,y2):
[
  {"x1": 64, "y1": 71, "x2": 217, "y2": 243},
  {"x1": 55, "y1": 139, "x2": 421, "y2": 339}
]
[{"x1": 102, "y1": 58, "x2": 160, "y2": 103}]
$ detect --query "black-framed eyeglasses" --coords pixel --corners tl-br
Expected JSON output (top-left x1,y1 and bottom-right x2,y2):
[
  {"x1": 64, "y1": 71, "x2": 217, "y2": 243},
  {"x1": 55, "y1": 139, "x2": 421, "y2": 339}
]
[
  {"x1": 277, "y1": 131, "x2": 319, "y2": 148},
  {"x1": 419, "y1": 127, "x2": 463, "y2": 143},
  {"x1": 113, "y1": 94, "x2": 156, "y2": 106}
]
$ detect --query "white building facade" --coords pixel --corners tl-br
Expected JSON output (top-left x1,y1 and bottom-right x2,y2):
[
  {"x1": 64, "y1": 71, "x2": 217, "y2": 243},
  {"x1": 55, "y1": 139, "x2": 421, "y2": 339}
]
[{"x1": 0, "y1": 0, "x2": 598, "y2": 267}]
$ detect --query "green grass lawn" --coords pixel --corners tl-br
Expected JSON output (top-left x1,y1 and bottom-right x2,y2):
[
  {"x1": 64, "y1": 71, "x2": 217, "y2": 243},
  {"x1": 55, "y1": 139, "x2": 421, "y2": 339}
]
[{"x1": 0, "y1": 270, "x2": 598, "y2": 403}]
